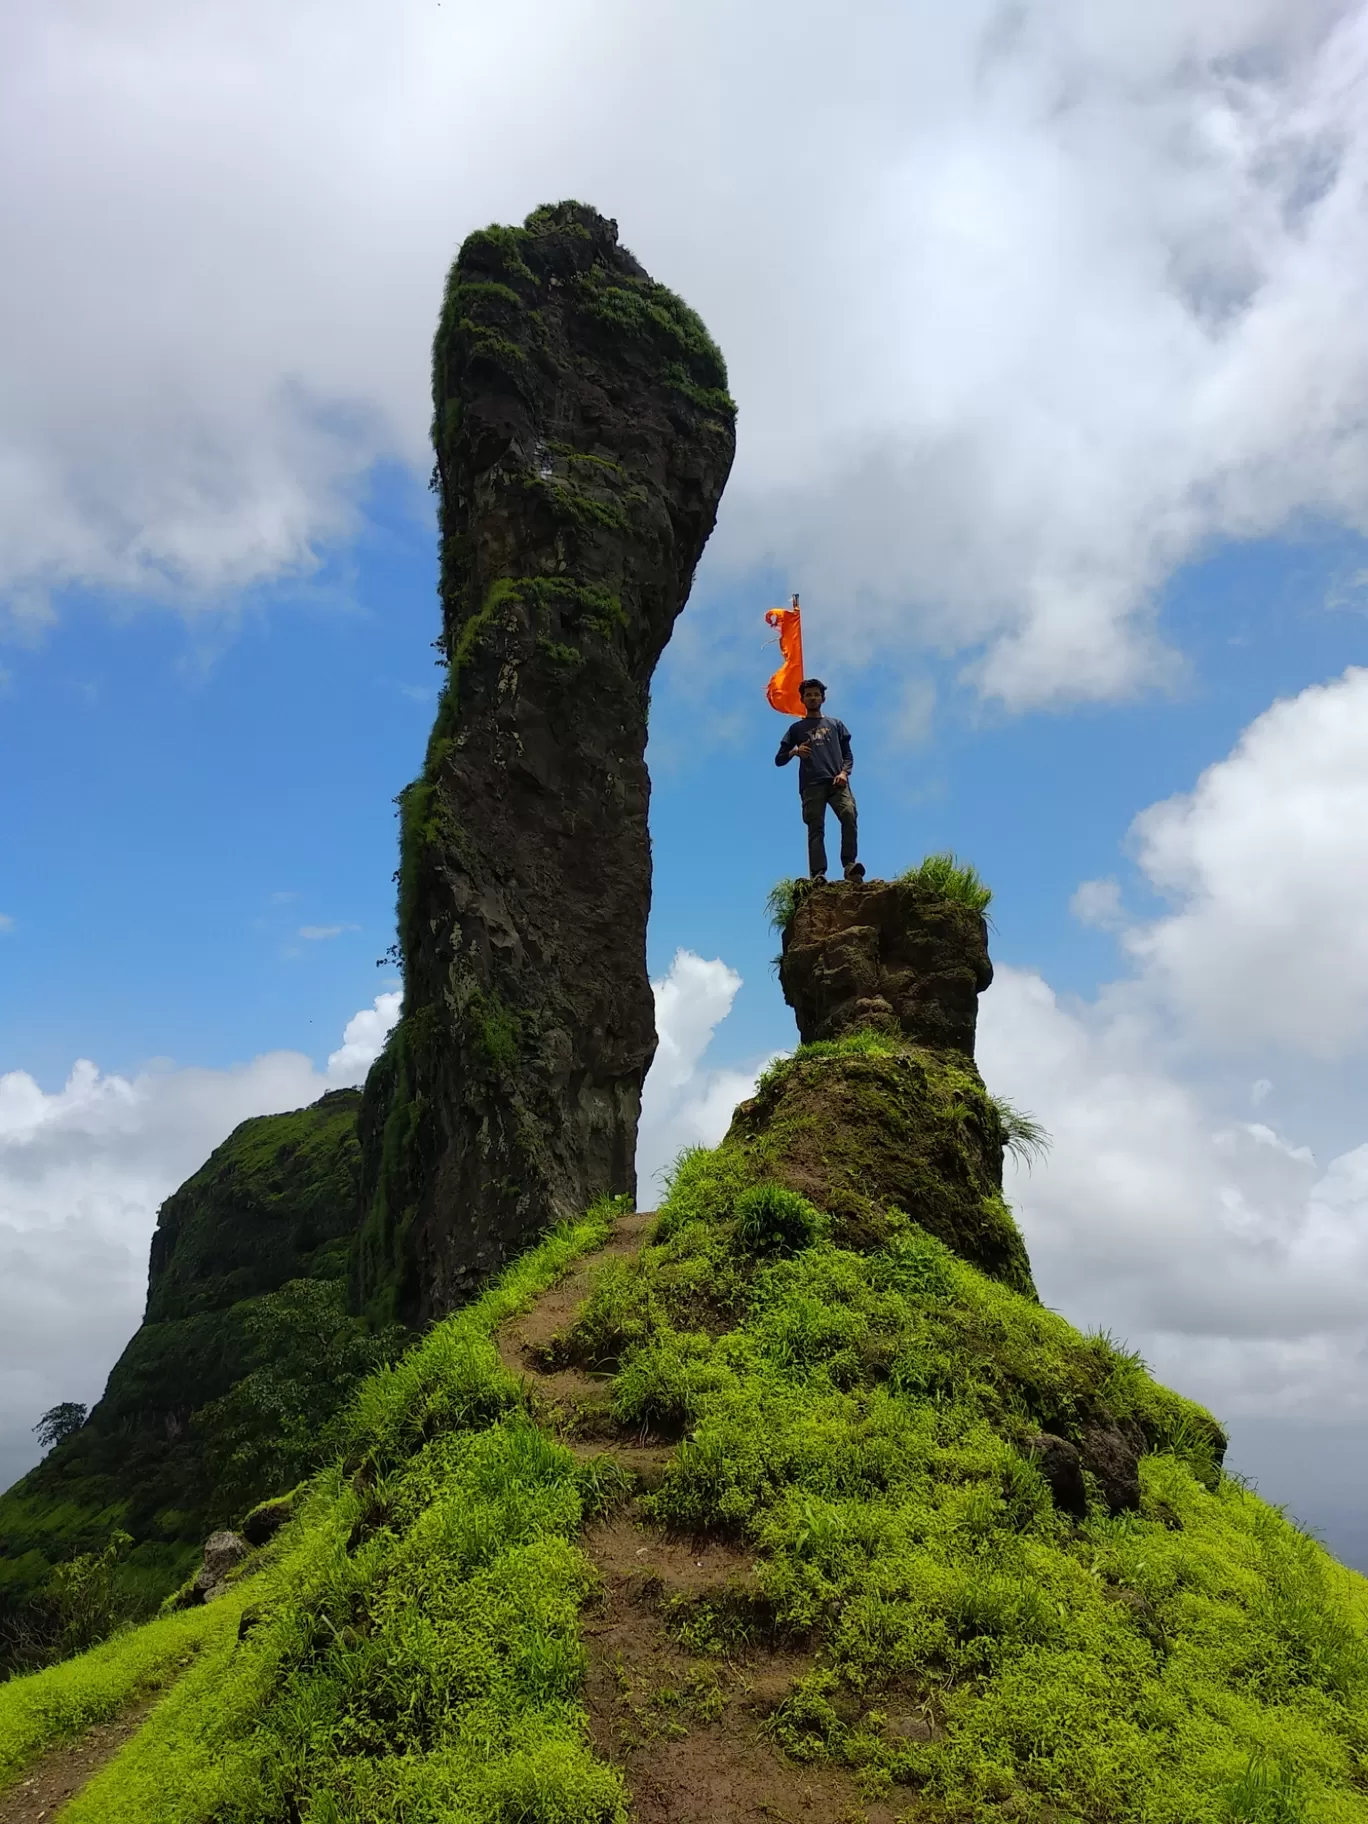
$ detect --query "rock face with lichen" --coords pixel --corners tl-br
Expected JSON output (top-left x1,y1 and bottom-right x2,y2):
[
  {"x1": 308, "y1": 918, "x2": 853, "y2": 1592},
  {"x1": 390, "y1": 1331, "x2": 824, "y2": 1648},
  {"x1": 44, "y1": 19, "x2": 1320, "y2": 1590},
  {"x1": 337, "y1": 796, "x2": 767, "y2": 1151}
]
[
  {"x1": 779, "y1": 876, "x2": 993, "y2": 1053},
  {"x1": 729, "y1": 878, "x2": 1033, "y2": 1294},
  {"x1": 356, "y1": 202, "x2": 735, "y2": 1325}
]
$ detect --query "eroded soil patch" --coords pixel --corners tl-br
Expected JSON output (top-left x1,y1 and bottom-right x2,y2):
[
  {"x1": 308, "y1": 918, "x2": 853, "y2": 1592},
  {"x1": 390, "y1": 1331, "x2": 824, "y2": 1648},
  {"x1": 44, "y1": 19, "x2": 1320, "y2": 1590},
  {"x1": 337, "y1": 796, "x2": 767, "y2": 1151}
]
[
  {"x1": 584, "y1": 1510, "x2": 900, "y2": 1824},
  {"x1": 496, "y1": 1207, "x2": 655, "y2": 1401}
]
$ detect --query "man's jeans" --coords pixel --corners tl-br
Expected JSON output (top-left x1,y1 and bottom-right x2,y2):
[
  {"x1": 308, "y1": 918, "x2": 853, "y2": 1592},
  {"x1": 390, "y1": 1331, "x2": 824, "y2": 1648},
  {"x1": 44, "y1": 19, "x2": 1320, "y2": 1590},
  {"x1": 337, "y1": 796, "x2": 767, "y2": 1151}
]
[{"x1": 800, "y1": 780, "x2": 858, "y2": 877}]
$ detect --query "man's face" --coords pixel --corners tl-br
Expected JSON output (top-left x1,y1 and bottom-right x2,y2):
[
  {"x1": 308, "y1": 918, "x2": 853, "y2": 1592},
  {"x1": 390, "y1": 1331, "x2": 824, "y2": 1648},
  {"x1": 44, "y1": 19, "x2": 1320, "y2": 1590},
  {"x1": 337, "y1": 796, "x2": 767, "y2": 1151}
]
[{"x1": 801, "y1": 686, "x2": 825, "y2": 715}]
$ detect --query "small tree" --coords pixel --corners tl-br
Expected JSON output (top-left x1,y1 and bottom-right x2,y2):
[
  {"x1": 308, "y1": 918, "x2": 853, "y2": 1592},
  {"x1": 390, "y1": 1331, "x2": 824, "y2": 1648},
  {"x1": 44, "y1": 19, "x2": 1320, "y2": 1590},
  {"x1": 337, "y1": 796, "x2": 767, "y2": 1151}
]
[
  {"x1": 48, "y1": 1529, "x2": 133, "y2": 1655},
  {"x1": 33, "y1": 1402, "x2": 87, "y2": 1451}
]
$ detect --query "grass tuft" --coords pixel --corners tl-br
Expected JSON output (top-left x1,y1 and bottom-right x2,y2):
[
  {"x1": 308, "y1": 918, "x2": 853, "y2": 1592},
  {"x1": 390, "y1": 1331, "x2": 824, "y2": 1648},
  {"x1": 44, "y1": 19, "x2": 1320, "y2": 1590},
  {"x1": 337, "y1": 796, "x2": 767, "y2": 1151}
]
[
  {"x1": 765, "y1": 876, "x2": 801, "y2": 935},
  {"x1": 900, "y1": 852, "x2": 993, "y2": 914},
  {"x1": 0, "y1": 1598, "x2": 246, "y2": 1794},
  {"x1": 988, "y1": 1095, "x2": 1052, "y2": 1169},
  {"x1": 16, "y1": 1211, "x2": 626, "y2": 1824},
  {"x1": 551, "y1": 1143, "x2": 1368, "y2": 1823}
]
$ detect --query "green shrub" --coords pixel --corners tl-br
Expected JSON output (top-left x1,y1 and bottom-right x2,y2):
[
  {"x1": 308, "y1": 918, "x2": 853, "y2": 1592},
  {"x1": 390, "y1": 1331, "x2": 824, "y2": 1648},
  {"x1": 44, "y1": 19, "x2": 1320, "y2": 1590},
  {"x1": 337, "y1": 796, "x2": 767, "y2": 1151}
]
[
  {"x1": 734, "y1": 1185, "x2": 827, "y2": 1257},
  {"x1": 47, "y1": 1529, "x2": 134, "y2": 1658}
]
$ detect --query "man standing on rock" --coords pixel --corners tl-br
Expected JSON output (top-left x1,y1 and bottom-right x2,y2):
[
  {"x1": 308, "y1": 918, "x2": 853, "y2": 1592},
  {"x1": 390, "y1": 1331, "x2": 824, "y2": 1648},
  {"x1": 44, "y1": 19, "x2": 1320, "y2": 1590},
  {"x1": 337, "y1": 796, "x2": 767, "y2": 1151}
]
[{"x1": 775, "y1": 679, "x2": 865, "y2": 883}]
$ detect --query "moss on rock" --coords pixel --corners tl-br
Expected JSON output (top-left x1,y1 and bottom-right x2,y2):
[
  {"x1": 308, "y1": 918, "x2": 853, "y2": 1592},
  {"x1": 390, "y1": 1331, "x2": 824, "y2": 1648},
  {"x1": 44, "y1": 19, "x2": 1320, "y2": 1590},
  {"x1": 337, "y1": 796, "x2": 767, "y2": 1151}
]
[{"x1": 724, "y1": 1037, "x2": 1035, "y2": 1297}]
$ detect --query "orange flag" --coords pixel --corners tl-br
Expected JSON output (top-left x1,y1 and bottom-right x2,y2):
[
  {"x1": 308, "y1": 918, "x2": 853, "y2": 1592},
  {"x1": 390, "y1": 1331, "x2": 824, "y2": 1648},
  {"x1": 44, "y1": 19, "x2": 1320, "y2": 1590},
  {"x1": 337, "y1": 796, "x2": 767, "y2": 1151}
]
[{"x1": 765, "y1": 594, "x2": 805, "y2": 716}]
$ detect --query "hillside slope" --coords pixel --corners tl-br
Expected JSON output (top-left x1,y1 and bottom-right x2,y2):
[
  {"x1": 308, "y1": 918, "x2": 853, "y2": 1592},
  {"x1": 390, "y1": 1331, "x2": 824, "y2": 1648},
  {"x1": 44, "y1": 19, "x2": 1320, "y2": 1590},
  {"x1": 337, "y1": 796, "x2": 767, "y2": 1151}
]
[
  {"x1": 6, "y1": 878, "x2": 1365, "y2": 1824},
  {"x1": 0, "y1": 1088, "x2": 385, "y2": 1663}
]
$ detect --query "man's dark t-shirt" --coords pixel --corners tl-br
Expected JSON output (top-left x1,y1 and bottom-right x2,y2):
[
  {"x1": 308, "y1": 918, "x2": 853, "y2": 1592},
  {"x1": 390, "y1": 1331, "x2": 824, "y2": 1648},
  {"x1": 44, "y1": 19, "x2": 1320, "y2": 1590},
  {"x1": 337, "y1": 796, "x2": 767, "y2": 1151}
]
[{"x1": 775, "y1": 715, "x2": 854, "y2": 790}]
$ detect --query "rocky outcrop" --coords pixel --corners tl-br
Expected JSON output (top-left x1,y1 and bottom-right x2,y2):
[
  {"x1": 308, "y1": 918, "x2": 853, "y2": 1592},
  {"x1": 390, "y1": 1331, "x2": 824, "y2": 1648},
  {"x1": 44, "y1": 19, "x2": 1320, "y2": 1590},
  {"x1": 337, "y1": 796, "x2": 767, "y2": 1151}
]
[
  {"x1": 356, "y1": 202, "x2": 735, "y2": 1324},
  {"x1": 241, "y1": 1493, "x2": 296, "y2": 1548},
  {"x1": 779, "y1": 877, "x2": 992, "y2": 1054},
  {"x1": 184, "y1": 1529, "x2": 250, "y2": 1605},
  {"x1": 724, "y1": 1039, "x2": 1035, "y2": 1293},
  {"x1": 726, "y1": 878, "x2": 1033, "y2": 1291},
  {"x1": 1027, "y1": 1427, "x2": 1146, "y2": 1518},
  {"x1": 1025, "y1": 1434, "x2": 1089, "y2": 1519},
  {"x1": 732, "y1": 882, "x2": 1226, "y2": 1493}
]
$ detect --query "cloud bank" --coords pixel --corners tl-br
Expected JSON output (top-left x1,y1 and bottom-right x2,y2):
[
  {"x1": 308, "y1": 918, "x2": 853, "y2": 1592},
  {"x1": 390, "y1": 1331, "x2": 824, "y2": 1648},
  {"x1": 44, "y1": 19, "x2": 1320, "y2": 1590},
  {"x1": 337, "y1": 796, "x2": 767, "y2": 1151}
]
[
  {"x1": 5, "y1": 1, "x2": 1368, "y2": 700},
  {"x1": 978, "y1": 667, "x2": 1368, "y2": 1434}
]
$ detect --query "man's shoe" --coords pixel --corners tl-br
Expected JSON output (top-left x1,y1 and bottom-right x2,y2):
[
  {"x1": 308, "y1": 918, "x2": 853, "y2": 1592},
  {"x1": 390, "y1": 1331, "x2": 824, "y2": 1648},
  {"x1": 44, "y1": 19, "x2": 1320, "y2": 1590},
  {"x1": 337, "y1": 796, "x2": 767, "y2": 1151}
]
[
  {"x1": 844, "y1": 863, "x2": 866, "y2": 882},
  {"x1": 809, "y1": 874, "x2": 827, "y2": 885}
]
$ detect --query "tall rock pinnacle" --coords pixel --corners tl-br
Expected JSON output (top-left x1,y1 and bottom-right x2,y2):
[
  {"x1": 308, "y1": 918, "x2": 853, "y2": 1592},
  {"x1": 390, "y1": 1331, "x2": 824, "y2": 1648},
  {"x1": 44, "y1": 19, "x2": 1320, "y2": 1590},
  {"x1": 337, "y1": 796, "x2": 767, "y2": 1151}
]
[{"x1": 357, "y1": 203, "x2": 736, "y2": 1322}]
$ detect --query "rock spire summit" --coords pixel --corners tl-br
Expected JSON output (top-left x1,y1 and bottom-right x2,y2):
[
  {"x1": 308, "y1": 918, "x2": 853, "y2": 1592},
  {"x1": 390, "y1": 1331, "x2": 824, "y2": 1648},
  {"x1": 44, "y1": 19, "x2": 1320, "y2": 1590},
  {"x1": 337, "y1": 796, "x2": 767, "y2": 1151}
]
[{"x1": 356, "y1": 202, "x2": 736, "y2": 1321}]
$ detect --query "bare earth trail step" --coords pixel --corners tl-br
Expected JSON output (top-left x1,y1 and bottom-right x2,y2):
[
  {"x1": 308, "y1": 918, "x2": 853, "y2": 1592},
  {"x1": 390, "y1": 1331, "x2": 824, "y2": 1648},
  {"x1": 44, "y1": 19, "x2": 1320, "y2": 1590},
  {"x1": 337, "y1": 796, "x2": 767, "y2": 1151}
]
[
  {"x1": 495, "y1": 1207, "x2": 675, "y2": 1480},
  {"x1": 494, "y1": 1208, "x2": 906, "y2": 1824},
  {"x1": 0, "y1": 1698, "x2": 155, "y2": 1824}
]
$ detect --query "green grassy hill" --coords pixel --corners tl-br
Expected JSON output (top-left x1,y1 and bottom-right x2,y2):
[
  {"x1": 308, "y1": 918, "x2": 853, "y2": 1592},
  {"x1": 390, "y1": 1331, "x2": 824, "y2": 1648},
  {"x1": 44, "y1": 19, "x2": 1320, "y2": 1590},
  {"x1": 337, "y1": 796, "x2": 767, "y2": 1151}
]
[
  {"x1": 0, "y1": 1087, "x2": 397, "y2": 1667},
  {"x1": 4, "y1": 1024, "x2": 1366, "y2": 1823}
]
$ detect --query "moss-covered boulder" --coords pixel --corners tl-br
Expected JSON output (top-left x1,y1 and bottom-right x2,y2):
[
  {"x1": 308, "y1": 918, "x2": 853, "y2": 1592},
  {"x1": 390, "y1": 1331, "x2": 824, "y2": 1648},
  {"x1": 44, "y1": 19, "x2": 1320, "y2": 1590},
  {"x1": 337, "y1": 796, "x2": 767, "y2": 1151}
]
[
  {"x1": 357, "y1": 201, "x2": 735, "y2": 1325},
  {"x1": 726, "y1": 1038, "x2": 1035, "y2": 1296}
]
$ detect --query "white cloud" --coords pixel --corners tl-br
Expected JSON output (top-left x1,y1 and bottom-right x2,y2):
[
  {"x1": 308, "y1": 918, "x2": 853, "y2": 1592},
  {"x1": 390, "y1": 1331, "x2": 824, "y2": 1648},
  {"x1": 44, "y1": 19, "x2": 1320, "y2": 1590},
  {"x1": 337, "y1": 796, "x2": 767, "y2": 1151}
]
[
  {"x1": 3, "y1": 2, "x2": 1368, "y2": 703},
  {"x1": 299, "y1": 923, "x2": 359, "y2": 942},
  {"x1": 327, "y1": 992, "x2": 401, "y2": 1083},
  {"x1": 1123, "y1": 667, "x2": 1368, "y2": 1053},
  {"x1": 637, "y1": 950, "x2": 772, "y2": 1199},
  {"x1": 0, "y1": 914, "x2": 13, "y2": 934},
  {"x1": 976, "y1": 966, "x2": 1368, "y2": 1462},
  {"x1": 0, "y1": 989, "x2": 399, "y2": 1495},
  {"x1": 1070, "y1": 877, "x2": 1124, "y2": 929}
]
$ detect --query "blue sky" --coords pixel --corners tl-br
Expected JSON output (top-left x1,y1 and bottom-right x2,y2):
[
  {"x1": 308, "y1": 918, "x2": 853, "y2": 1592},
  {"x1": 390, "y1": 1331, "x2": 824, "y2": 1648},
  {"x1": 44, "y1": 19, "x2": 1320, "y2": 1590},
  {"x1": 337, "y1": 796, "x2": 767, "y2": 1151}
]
[
  {"x1": 6, "y1": 0, "x2": 1368, "y2": 1566},
  {"x1": 10, "y1": 481, "x2": 1364, "y2": 1088}
]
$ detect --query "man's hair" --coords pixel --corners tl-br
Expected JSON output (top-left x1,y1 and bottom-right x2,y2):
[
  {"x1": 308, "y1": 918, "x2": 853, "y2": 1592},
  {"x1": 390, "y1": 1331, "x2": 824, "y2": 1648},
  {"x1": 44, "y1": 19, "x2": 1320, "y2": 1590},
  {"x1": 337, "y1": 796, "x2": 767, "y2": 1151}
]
[{"x1": 799, "y1": 678, "x2": 827, "y2": 696}]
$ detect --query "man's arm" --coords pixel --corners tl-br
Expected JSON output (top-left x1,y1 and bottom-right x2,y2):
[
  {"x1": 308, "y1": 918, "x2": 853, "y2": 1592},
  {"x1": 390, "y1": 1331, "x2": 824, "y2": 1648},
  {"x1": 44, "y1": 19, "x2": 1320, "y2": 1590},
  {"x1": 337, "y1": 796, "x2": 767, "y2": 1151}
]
[
  {"x1": 830, "y1": 721, "x2": 853, "y2": 788},
  {"x1": 775, "y1": 724, "x2": 808, "y2": 766}
]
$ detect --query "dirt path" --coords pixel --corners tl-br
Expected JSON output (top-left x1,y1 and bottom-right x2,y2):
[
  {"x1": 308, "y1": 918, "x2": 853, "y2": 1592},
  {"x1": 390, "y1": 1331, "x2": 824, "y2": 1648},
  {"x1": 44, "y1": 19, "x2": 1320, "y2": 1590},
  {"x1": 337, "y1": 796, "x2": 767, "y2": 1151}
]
[
  {"x1": 0, "y1": 1699, "x2": 153, "y2": 1823},
  {"x1": 495, "y1": 1208, "x2": 905, "y2": 1824}
]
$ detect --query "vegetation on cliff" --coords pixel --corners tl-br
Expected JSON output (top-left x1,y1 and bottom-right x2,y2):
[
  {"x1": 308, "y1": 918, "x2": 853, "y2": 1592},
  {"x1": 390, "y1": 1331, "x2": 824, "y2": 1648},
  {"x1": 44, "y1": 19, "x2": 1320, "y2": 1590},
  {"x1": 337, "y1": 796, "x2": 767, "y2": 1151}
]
[
  {"x1": 0, "y1": 1089, "x2": 391, "y2": 1668},
  {"x1": 7, "y1": 945, "x2": 1368, "y2": 1820},
  {"x1": 731, "y1": 1034, "x2": 1036, "y2": 1296}
]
